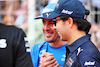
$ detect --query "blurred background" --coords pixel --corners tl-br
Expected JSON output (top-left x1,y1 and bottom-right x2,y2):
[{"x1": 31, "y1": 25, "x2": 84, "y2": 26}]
[{"x1": 0, "y1": 0, "x2": 100, "y2": 51}]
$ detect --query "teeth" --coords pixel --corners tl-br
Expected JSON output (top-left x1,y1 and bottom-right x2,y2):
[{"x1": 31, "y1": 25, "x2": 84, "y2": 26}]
[
  {"x1": 46, "y1": 33, "x2": 51, "y2": 36},
  {"x1": 58, "y1": 32, "x2": 62, "y2": 40},
  {"x1": 45, "y1": 31, "x2": 52, "y2": 36},
  {"x1": 46, "y1": 34, "x2": 50, "y2": 35}
]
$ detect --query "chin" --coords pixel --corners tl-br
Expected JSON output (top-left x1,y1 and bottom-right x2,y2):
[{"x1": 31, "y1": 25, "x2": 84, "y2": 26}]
[
  {"x1": 45, "y1": 38, "x2": 51, "y2": 42},
  {"x1": 46, "y1": 40, "x2": 53, "y2": 43},
  {"x1": 61, "y1": 39, "x2": 65, "y2": 41},
  {"x1": 61, "y1": 38, "x2": 67, "y2": 41},
  {"x1": 60, "y1": 35, "x2": 67, "y2": 41}
]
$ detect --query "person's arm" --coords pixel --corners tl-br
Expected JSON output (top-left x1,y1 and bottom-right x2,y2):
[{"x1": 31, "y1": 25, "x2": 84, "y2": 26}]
[
  {"x1": 39, "y1": 52, "x2": 60, "y2": 67},
  {"x1": 30, "y1": 42, "x2": 46, "y2": 67},
  {"x1": 14, "y1": 29, "x2": 33, "y2": 67},
  {"x1": 30, "y1": 44, "x2": 38, "y2": 67}
]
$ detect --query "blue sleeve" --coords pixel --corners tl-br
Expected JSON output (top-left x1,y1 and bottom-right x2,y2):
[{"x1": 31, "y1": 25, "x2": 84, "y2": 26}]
[
  {"x1": 30, "y1": 41, "x2": 46, "y2": 67},
  {"x1": 79, "y1": 55, "x2": 100, "y2": 67},
  {"x1": 30, "y1": 44, "x2": 38, "y2": 67}
]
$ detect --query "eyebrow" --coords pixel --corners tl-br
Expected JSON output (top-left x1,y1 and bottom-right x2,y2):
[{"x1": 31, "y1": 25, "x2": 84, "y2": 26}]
[
  {"x1": 48, "y1": 20, "x2": 53, "y2": 22},
  {"x1": 43, "y1": 19, "x2": 53, "y2": 22}
]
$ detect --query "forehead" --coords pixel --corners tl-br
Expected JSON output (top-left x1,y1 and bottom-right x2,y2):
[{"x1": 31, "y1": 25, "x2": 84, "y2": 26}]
[
  {"x1": 55, "y1": 16, "x2": 60, "y2": 19},
  {"x1": 43, "y1": 18, "x2": 52, "y2": 22}
]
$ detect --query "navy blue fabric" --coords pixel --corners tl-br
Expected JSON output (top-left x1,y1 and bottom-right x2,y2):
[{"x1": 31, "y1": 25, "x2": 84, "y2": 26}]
[
  {"x1": 43, "y1": 0, "x2": 86, "y2": 19},
  {"x1": 63, "y1": 34, "x2": 100, "y2": 67}
]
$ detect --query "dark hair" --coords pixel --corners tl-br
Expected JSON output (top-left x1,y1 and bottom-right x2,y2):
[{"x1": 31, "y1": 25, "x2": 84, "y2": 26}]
[
  {"x1": 59, "y1": 15, "x2": 91, "y2": 34},
  {"x1": 85, "y1": 9, "x2": 90, "y2": 15},
  {"x1": 73, "y1": 18, "x2": 91, "y2": 34},
  {"x1": 60, "y1": 15, "x2": 69, "y2": 21}
]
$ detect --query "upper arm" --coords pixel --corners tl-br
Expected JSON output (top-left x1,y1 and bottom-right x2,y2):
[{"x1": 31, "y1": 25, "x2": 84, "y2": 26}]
[{"x1": 14, "y1": 29, "x2": 33, "y2": 67}]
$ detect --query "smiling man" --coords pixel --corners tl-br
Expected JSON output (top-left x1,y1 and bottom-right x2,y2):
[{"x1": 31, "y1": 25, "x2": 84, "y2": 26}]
[
  {"x1": 30, "y1": 3, "x2": 68, "y2": 67},
  {"x1": 41, "y1": 0, "x2": 100, "y2": 67}
]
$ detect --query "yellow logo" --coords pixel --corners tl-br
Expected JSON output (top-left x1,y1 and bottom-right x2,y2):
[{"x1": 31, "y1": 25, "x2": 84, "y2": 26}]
[
  {"x1": 56, "y1": 4, "x2": 59, "y2": 7},
  {"x1": 56, "y1": 4, "x2": 59, "y2": 8}
]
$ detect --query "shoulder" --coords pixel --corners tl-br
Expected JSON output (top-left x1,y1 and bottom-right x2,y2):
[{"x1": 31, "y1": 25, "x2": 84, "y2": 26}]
[
  {"x1": 0, "y1": 23, "x2": 25, "y2": 45},
  {"x1": 32, "y1": 41, "x2": 47, "y2": 47},
  {"x1": 80, "y1": 41, "x2": 100, "y2": 56},
  {"x1": 31, "y1": 41, "x2": 47, "y2": 52},
  {"x1": 0, "y1": 23, "x2": 24, "y2": 34},
  {"x1": 7, "y1": 25, "x2": 23, "y2": 33},
  {"x1": 0, "y1": 23, "x2": 19, "y2": 30},
  {"x1": 77, "y1": 42, "x2": 100, "y2": 66}
]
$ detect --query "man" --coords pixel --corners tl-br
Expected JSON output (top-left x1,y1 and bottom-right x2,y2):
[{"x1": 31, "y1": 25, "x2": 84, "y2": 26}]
[
  {"x1": 0, "y1": 23, "x2": 33, "y2": 67},
  {"x1": 41, "y1": 0, "x2": 100, "y2": 67},
  {"x1": 30, "y1": 3, "x2": 68, "y2": 67}
]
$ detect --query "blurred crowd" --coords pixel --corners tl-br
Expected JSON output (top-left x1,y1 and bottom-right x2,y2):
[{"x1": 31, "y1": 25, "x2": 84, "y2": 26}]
[
  {"x1": 0, "y1": 0, "x2": 100, "y2": 50},
  {"x1": 90, "y1": 23, "x2": 100, "y2": 51},
  {"x1": 0, "y1": 0, "x2": 28, "y2": 33}
]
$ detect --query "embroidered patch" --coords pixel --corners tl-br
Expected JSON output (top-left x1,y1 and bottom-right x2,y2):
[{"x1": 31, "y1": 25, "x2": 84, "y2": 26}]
[
  {"x1": 84, "y1": 61, "x2": 95, "y2": 66},
  {"x1": 77, "y1": 47, "x2": 83, "y2": 56}
]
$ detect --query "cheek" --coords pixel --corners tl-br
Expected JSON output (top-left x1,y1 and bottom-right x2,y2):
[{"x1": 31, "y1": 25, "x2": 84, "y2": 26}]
[
  {"x1": 56, "y1": 22, "x2": 62, "y2": 32},
  {"x1": 42, "y1": 26, "x2": 45, "y2": 32},
  {"x1": 56, "y1": 23, "x2": 65, "y2": 36}
]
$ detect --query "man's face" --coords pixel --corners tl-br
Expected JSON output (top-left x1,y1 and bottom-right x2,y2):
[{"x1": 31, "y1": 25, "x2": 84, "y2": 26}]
[
  {"x1": 53, "y1": 17, "x2": 69, "y2": 41},
  {"x1": 42, "y1": 19, "x2": 59, "y2": 43}
]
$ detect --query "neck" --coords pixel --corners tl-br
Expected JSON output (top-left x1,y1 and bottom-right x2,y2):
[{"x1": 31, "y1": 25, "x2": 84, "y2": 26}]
[
  {"x1": 49, "y1": 39, "x2": 67, "y2": 47},
  {"x1": 67, "y1": 31, "x2": 86, "y2": 45}
]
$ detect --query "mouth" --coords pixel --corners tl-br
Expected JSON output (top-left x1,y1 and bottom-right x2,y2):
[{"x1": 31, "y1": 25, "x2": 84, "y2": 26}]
[
  {"x1": 45, "y1": 31, "x2": 53, "y2": 37},
  {"x1": 58, "y1": 32, "x2": 62, "y2": 39}
]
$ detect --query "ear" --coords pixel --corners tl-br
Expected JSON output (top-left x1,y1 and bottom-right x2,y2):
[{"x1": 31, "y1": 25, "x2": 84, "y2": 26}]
[{"x1": 67, "y1": 17, "x2": 74, "y2": 28}]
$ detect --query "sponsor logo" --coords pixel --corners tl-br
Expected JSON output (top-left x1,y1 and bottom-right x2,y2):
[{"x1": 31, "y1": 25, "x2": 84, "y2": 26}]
[
  {"x1": 67, "y1": 60, "x2": 72, "y2": 66},
  {"x1": 84, "y1": 61, "x2": 95, "y2": 66},
  {"x1": 39, "y1": 49, "x2": 46, "y2": 57},
  {"x1": 77, "y1": 47, "x2": 83, "y2": 56},
  {"x1": 46, "y1": 13, "x2": 50, "y2": 18},
  {"x1": 56, "y1": 3, "x2": 59, "y2": 8},
  {"x1": 0, "y1": 39, "x2": 7, "y2": 48},
  {"x1": 42, "y1": 8, "x2": 53, "y2": 14},
  {"x1": 62, "y1": 9, "x2": 73, "y2": 15},
  {"x1": 67, "y1": 57, "x2": 74, "y2": 66},
  {"x1": 24, "y1": 37, "x2": 28, "y2": 41},
  {"x1": 56, "y1": 4, "x2": 59, "y2": 7},
  {"x1": 61, "y1": 54, "x2": 66, "y2": 61},
  {"x1": 56, "y1": 0, "x2": 59, "y2": 8},
  {"x1": 24, "y1": 37, "x2": 30, "y2": 52}
]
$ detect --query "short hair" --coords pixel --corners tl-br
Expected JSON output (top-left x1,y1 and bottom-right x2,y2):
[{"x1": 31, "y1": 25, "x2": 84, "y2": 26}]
[
  {"x1": 59, "y1": 15, "x2": 91, "y2": 34},
  {"x1": 73, "y1": 18, "x2": 91, "y2": 34}
]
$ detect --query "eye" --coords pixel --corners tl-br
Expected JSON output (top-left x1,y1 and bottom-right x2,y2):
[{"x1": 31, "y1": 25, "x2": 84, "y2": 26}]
[
  {"x1": 48, "y1": 20, "x2": 54, "y2": 24},
  {"x1": 49, "y1": 22, "x2": 54, "y2": 24},
  {"x1": 53, "y1": 21, "x2": 56, "y2": 26},
  {"x1": 42, "y1": 20, "x2": 46, "y2": 24}
]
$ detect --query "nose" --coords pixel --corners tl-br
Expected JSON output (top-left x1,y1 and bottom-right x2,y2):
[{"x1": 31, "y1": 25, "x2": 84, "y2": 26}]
[
  {"x1": 53, "y1": 24, "x2": 56, "y2": 30},
  {"x1": 44, "y1": 24, "x2": 50, "y2": 30}
]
